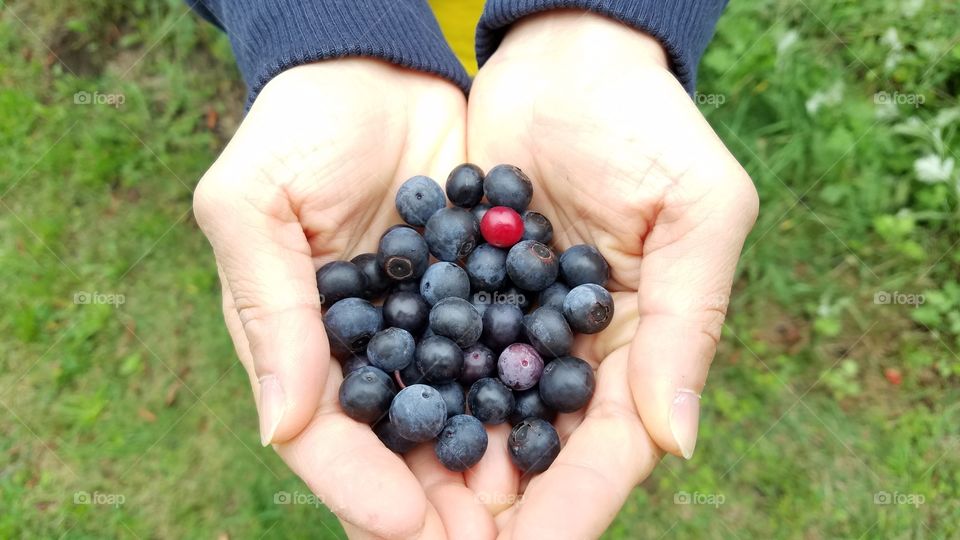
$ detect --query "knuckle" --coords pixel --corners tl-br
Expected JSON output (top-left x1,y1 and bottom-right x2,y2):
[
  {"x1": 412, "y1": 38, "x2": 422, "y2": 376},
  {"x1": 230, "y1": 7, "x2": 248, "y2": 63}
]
[
  {"x1": 732, "y1": 168, "x2": 760, "y2": 226},
  {"x1": 192, "y1": 174, "x2": 223, "y2": 228},
  {"x1": 698, "y1": 306, "x2": 726, "y2": 349},
  {"x1": 193, "y1": 163, "x2": 294, "y2": 233}
]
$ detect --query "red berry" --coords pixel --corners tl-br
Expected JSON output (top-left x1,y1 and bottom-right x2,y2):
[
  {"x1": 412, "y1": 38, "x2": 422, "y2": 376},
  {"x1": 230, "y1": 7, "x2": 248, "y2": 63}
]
[{"x1": 480, "y1": 206, "x2": 523, "y2": 248}]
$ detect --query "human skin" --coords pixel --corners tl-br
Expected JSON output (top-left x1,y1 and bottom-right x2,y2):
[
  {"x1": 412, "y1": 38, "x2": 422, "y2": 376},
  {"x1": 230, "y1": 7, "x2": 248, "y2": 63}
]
[
  {"x1": 193, "y1": 59, "x2": 497, "y2": 539},
  {"x1": 466, "y1": 11, "x2": 759, "y2": 539},
  {"x1": 195, "y1": 9, "x2": 758, "y2": 538}
]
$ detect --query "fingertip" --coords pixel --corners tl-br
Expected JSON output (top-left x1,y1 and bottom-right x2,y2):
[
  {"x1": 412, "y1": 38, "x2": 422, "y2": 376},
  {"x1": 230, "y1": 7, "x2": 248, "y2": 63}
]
[
  {"x1": 668, "y1": 388, "x2": 701, "y2": 460},
  {"x1": 628, "y1": 318, "x2": 708, "y2": 459},
  {"x1": 247, "y1": 307, "x2": 329, "y2": 445},
  {"x1": 463, "y1": 423, "x2": 520, "y2": 515}
]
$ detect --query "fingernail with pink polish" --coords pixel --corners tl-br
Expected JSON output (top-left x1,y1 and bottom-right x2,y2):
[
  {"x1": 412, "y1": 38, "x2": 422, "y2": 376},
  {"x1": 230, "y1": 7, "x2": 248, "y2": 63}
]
[
  {"x1": 669, "y1": 389, "x2": 701, "y2": 460},
  {"x1": 258, "y1": 375, "x2": 286, "y2": 447}
]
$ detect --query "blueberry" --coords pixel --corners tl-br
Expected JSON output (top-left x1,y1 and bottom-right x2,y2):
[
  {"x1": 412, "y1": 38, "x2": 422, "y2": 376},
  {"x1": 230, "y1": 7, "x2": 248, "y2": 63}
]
[
  {"x1": 559, "y1": 245, "x2": 609, "y2": 287},
  {"x1": 508, "y1": 418, "x2": 560, "y2": 473},
  {"x1": 521, "y1": 211, "x2": 553, "y2": 244},
  {"x1": 538, "y1": 282, "x2": 570, "y2": 312},
  {"x1": 497, "y1": 343, "x2": 544, "y2": 391},
  {"x1": 396, "y1": 175, "x2": 446, "y2": 226},
  {"x1": 562, "y1": 284, "x2": 615, "y2": 334},
  {"x1": 415, "y1": 335, "x2": 464, "y2": 383},
  {"x1": 480, "y1": 302, "x2": 523, "y2": 351},
  {"x1": 392, "y1": 279, "x2": 421, "y2": 294},
  {"x1": 445, "y1": 164, "x2": 485, "y2": 208},
  {"x1": 377, "y1": 227, "x2": 430, "y2": 281},
  {"x1": 432, "y1": 381, "x2": 466, "y2": 417},
  {"x1": 506, "y1": 240, "x2": 559, "y2": 291},
  {"x1": 351, "y1": 253, "x2": 392, "y2": 299},
  {"x1": 389, "y1": 384, "x2": 448, "y2": 442},
  {"x1": 538, "y1": 356, "x2": 596, "y2": 413},
  {"x1": 484, "y1": 164, "x2": 533, "y2": 212},
  {"x1": 367, "y1": 327, "x2": 416, "y2": 371},
  {"x1": 424, "y1": 207, "x2": 480, "y2": 261},
  {"x1": 429, "y1": 297, "x2": 482, "y2": 348},
  {"x1": 467, "y1": 378, "x2": 515, "y2": 424},
  {"x1": 435, "y1": 415, "x2": 488, "y2": 472},
  {"x1": 338, "y1": 366, "x2": 396, "y2": 424},
  {"x1": 470, "y1": 203, "x2": 492, "y2": 223},
  {"x1": 374, "y1": 419, "x2": 417, "y2": 454},
  {"x1": 382, "y1": 291, "x2": 430, "y2": 335},
  {"x1": 323, "y1": 298, "x2": 383, "y2": 358},
  {"x1": 497, "y1": 283, "x2": 533, "y2": 311},
  {"x1": 522, "y1": 307, "x2": 573, "y2": 358},
  {"x1": 465, "y1": 244, "x2": 508, "y2": 292},
  {"x1": 420, "y1": 262, "x2": 470, "y2": 305},
  {"x1": 315, "y1": 261, "x2": 366, "y2": 307},
  {"x1": 471, "y1": 294, "x2": 489, "y2": 318},
  {"x1": 341, "y1": 354, "x2": 371, "y2": 376},
  {"x1": 460, "y1": 344, "x2": 497, "y2": 385},
  {"x1": 397, "y1": 358, "x2": 423, "y2": 387},
  {"x1": 509, "y1": 387, "x2": 556, "y2": 425}
]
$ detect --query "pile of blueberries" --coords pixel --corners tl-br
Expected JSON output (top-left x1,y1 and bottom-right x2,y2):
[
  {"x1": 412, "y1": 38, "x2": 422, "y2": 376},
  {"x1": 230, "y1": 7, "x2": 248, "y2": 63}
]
[{"x1": 317, "y1": 164, "x2": 614, "y2": 474}]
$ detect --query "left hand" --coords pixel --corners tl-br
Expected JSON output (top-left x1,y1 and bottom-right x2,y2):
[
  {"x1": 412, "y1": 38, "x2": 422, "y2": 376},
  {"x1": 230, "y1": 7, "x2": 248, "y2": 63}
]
[{"x1": 466, "y1": 11, "x2": 759, "y2": 538}]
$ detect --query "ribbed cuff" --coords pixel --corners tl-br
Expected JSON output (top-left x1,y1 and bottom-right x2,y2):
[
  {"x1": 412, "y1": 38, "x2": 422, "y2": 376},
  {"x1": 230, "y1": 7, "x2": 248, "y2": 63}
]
[
  {"x1": 476, "y1": 0, "x2": 727, "y2": 94},
  {"x1": 188, "y1": 0, "x2": 471, "y2": 106}
]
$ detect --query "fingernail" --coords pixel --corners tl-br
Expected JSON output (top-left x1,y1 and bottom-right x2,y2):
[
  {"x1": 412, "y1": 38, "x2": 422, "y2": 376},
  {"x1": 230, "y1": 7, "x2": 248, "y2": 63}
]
[
  {"x1": 258, "y1": 375, "x2": 286, "y2": 446},
  {"x1": 669, "y1": 388, "x2": 701, "y2": 460}
]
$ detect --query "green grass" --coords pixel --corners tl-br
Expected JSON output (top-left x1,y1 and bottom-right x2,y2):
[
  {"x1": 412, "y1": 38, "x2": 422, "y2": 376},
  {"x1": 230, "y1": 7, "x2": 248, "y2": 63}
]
[{"x1": 2, "y1": 0, "x2": 959, "y2": 537}]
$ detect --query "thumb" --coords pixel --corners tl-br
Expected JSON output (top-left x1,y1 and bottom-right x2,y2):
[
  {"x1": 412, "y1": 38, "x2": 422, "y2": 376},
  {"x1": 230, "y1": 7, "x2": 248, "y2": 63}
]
[
  {"x1": 195, "y1": 167, "x2": 327, "y2": 447},
  {"x1": 629, "y1": 167, "x2": 758, "y2": 459}
]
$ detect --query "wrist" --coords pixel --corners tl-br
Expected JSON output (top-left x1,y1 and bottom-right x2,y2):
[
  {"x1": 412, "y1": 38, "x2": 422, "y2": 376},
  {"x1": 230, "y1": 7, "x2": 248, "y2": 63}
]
[{"x1": 490, "y1": 10, "x2": 669, "y2": 71}]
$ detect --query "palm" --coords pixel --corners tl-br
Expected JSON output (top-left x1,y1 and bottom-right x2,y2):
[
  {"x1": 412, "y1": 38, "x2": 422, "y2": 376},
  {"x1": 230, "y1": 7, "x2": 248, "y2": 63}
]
[
  {"x1": 197, "y1": 60, "x2": 497, "y2": 538},
  {"x1": 466, "y1": 13, "x2": 758, "y2": 538}
]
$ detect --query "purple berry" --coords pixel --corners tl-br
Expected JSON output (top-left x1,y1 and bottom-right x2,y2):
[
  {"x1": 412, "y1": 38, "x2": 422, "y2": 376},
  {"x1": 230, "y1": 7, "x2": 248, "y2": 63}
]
[{"x1": 497, "y1": 343, "x2": 544, "y2": 391}]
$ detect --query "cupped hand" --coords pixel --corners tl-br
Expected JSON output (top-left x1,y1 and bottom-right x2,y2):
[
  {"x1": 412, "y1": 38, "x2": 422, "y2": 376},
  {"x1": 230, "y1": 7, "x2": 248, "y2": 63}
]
[
  {"x1": 193, "y1": 60, "x2": 496, "y2": 539},
  {"x1": 467, "y1": 11, "x2": 759, "y2": 538}
]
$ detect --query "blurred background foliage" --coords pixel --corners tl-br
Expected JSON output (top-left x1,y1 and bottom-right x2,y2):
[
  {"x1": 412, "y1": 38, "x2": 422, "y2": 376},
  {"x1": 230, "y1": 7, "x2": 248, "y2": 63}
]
[{"x1": 1, "y1": 0, "x2": 958, "y2": 537}]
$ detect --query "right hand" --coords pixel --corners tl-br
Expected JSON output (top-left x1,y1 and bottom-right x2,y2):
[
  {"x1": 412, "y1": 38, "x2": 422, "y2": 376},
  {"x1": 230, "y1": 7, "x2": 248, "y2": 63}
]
[{"x1": 193, "y1": 59, "x2": 496, "y2": 539}]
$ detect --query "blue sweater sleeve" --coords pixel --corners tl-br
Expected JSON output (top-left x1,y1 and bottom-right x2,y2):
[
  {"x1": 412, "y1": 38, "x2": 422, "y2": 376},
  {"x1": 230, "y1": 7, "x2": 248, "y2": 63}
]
[
  {"x1": 187, "y1": 0, "x2": 471, "y2": 105},
  {"x1": 476, "y1": 0, "x2": 727, "y2": 93}
]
